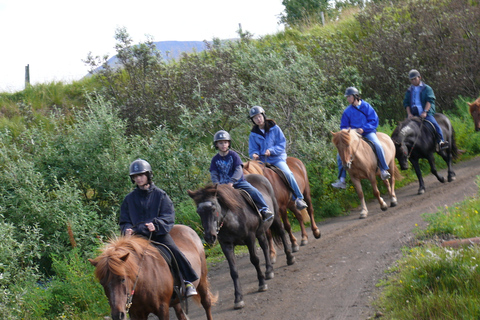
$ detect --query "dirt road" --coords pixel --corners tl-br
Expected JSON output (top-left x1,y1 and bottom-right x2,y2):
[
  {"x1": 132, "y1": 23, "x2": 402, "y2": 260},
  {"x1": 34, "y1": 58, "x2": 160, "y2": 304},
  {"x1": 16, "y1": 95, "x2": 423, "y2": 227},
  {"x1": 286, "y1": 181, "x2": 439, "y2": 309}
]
[{"x1": 184, "y1": 156, "x2": 480, "y2": 320}]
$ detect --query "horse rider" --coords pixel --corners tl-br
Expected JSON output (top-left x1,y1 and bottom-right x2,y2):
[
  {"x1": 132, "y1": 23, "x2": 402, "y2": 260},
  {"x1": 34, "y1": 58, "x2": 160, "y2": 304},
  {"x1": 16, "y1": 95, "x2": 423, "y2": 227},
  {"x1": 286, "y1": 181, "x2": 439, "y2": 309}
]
[
  {"x1": 210, "y1": 130, "x2": 274, "y2": 222},
  {"x1": 248, "y1": 106, "x2": 308, "y2": 211},
  {"x1": 403, "y1": 69, "x2": 448, "y2": 150},
  {"x1": 119, "y1": 159, "x2": 198, "y2": 297},
  {"x1": 332, "y1": 87, "x2": 391, "y2": 189}
]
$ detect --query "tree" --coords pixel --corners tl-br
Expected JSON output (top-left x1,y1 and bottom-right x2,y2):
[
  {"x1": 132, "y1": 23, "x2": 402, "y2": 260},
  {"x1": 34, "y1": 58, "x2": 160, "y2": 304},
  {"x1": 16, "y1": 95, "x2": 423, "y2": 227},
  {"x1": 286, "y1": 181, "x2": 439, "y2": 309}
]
[{"x1": 280, "y1": 0, "x2": 330, "y2": 27}]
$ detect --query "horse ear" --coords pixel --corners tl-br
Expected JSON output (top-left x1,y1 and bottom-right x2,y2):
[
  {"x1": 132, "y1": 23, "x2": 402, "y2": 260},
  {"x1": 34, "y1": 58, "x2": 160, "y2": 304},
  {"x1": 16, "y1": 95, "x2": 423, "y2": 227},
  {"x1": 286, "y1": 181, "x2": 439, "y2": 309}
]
[
  {"x1": 187, "y1": 190, "x2": 195, "y2": 198},
  {"x1": 120, "y1": 252, "x2": 130, "y2": 262},
  {"x1": 88, "y1": 258, "x2": 97, "y2": 267}
]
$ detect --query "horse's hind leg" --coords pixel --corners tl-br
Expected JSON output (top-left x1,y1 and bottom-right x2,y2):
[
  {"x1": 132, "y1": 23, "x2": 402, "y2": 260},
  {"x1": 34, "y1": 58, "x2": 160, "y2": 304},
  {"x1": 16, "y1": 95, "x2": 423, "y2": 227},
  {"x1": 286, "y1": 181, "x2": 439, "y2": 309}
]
[
  {"x1": 255, "y1": 232, "x2": 274, "y2": 281},
  {"x1": 288, "y1": 204, "x2": 309, "y2": 246},
  {"x1": 280, "y1": 207, "x2": 299, "y2": 252},
  {"x1": 368, "y1": 176, "x2": 388, "y2": 213},
  {"x1": 439, "y1": 149, "x2": 456, "y2": 182},
  {"x1": 172, "y1": 303, "x2": 188, "y2": 320},
  {"x1": 427, "y1": 154, "x2": 445, "y2": 183}
]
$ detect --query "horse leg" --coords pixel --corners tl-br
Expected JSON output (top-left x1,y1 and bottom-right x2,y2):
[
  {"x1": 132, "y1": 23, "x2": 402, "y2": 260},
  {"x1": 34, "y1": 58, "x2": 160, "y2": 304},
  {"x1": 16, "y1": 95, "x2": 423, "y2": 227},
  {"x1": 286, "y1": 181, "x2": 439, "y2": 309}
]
[
  {"x1": 196, "y1": 277, "x2": 214, "y2": 320},
  {"x1": 220, "y1": 242, "x2": 244, "y2": 309},
  {"x1": 385, "y1": 166, "x2": 397, "y2": 207},
  {"x1": 288, "y1": 204, "x2": 309, "y2": 246},
  {"x1": 280, "y1": 207, "x2": 299, "y2": 252},
  {"x1": 304, "y1": 190, "x2": 321, "y2": 239},
  {"x1": 271, "y1": 213, "x2": 296, "y2": 266},
  {"x1": 266, "y1": 229, "x2": 277, "y2": 264},
  {"x1": 351, "y1": 177, "x2": 368, "y2": 219},
  {"x1": 245, "y1": 234, "x2": 270, "y2": 290},
  {"x1": 370, "y1": 176, "x2": 388, "y2": 212},
  {"x1": 172, "y1": 303, "x2": 188, "y2": 320},
  {"x1": 410, "y1": 158, "x2": 426, "y2": 194},
  {"x1": 439, "y1": 149, "x2": 456, "y2": 182},
  {"x1": 426, "y1": 154, "x2": 445, "y2": 183}
]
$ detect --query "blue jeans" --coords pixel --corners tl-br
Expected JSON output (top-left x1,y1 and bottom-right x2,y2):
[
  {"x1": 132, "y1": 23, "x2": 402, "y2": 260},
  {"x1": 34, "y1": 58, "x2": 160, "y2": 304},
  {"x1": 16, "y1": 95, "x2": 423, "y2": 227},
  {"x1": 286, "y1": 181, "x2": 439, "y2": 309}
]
[
  {"x1": 336, "y1": 132, "x2": 390, "y2": 175},
  {"x1": 233, "y1": 180, "x2": 269, "y2": 212},
  {"x1": 411, "y1": 109, "x2": 445, "y2": 142},
  {"x1": 267, "y1": 159, "x2": 304, "y2": 200}
]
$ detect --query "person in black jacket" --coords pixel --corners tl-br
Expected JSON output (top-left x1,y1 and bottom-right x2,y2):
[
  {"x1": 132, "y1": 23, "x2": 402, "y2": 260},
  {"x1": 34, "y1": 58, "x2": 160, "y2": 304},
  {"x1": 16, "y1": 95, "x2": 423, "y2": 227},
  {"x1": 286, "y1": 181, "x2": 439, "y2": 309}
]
[{"x1": 119, "y1": 159, "x2": 198, "y2": 297}]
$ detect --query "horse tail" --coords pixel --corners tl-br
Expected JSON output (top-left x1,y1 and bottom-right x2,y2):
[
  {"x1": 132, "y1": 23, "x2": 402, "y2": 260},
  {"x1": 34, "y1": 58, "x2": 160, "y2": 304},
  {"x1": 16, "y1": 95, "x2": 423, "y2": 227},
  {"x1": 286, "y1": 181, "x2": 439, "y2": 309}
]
[
  {"x1": 392, "y1": 163, "x2": 403, "y2": 181},
  {"x1": 268, "y1": 216, "x2": 285, "y2": 247},
  {"x1": 191, "y1": 276, "x2": 219, "y2": 306}
]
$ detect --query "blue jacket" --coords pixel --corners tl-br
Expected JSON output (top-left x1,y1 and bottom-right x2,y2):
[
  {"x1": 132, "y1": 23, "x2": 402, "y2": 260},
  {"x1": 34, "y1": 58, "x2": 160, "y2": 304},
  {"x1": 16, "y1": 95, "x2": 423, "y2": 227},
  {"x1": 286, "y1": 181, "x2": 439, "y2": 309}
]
[
  {"x1": 119, "y1": 183, "x2": 174, "y2": 240},
  {"x1": 403, "y1": 82, "x2": 436, "y2": 115},
  {"x1": 340, "y1": 100, "x2": 379, "y2": 135},
  {"x1": 249, "y1": 120, "x2": 287, "y2": 163},
  {"x1": 209, "y1": 150, "x2": 245, "y2": 184}
]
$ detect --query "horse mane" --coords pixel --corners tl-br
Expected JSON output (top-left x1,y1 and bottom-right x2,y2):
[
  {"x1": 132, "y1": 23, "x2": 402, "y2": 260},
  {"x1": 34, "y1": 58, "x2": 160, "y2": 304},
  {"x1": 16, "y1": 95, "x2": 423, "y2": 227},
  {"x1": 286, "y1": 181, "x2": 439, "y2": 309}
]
[
  {"x1": 391, "y1": 118, "x2": 422, "y2": 141},
  {"x1": 243, "y1": 160, "x2": 264, "y2": 175},
  {"x1": 332, "y1": 129, "x2": 354, "y2": 147},
  {"x1": 189, "y1": 184, "x2": 243, "y2": 213},
  {"x1": 91, "y1": 236, "x2": 156, "y2": 284}
]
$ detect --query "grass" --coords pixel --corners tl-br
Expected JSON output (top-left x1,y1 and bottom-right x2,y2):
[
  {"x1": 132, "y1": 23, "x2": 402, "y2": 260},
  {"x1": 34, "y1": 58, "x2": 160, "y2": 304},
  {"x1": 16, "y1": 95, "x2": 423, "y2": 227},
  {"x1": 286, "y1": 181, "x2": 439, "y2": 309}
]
[{"x1": 375, "y1": 178, "x2": 480, "y2": 319}]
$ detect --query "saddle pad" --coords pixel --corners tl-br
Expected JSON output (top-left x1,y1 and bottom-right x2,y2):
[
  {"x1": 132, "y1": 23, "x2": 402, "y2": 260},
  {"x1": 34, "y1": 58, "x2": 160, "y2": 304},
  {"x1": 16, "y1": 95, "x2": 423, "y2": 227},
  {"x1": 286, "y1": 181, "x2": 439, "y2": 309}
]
[{"x1": 264, "y1": 162, "x2": 295, "y2": 194}]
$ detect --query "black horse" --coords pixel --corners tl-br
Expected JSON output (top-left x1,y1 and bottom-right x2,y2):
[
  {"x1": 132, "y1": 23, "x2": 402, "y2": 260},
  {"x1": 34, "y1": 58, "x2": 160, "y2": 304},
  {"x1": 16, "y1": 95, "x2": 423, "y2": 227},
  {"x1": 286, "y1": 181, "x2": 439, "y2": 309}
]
[
  {"x1": 188, "y1": 174, "x2": 295, "y2": 310},
  {"x1": 391, "y1": 114, "x2": 458, "y2": 194}
]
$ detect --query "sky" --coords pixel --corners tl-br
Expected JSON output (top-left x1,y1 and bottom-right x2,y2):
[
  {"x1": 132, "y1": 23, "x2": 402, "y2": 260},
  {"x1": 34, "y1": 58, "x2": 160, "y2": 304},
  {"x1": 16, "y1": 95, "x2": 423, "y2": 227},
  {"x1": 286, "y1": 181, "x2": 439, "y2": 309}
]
[{"x1": 0, "y1": 0, "x2": 285, "y2": 92}]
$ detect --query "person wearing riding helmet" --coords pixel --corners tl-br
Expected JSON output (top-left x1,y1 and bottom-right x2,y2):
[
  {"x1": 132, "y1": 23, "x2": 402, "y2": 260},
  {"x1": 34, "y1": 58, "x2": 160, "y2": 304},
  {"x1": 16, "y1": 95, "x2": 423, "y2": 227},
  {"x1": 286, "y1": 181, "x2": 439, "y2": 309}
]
[
  {"x1": 119, "y1": 159, "x2": 199, "y2": 297},
  {"x1": 331, "y1": 87, "x2": 391, "y2": 189},
  {"x1": 403, "y1": 69, "x2": 448, "y2": 150},
  {"x1": 210, "y1": 130, "x2": 274, "y2": 222},
  {"x1": 248, "y1": 106, "x2": 308, "y2": 211}
]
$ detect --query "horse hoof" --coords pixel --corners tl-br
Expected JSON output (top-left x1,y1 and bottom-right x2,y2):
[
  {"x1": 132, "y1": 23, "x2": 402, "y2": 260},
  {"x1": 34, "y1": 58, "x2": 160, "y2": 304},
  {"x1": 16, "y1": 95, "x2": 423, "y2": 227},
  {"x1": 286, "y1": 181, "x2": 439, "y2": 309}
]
[
  {"x1": 265, "y1": 272, "x2": 274, "y2": 280},
  {"x1": 258, "y1": 284, "x2": 268, "y2": 292},
  {"x1": 439, "y1": 177, "x2": 445, "y2": 183},
  {"x1": 418, "y1": 188, "x2": 425, "y2": 195},
  {"x1": 292, "y1": 244, "x2": 300, "y2": 252},
  {"x1": 234, "y1": 301, "x2": 245, "y2": 309},
  {"x1": 359, "y1": 213, "x2": 367, "y2": 219},
  {"x1": 448, "y1": 176, "x2": 456, "y2": 182},
  {"x1": 390, "y1": 201, "x2": 397, "y2": 207},
  {"x1": 313, "y1": 229, "x2": 321, "y2": 239},
  {"x1": 287, "y1": 256, "x2": 296, "y2": 265},
  {"x1": 270, "y1": 256, "x2": 277, "y2": 264},
  {"x1": 381, "y1": 206, "x2": 388, "y2": 212},
  {"x1": 301, "y1": 239, "x2": 308, "y2": 246}
]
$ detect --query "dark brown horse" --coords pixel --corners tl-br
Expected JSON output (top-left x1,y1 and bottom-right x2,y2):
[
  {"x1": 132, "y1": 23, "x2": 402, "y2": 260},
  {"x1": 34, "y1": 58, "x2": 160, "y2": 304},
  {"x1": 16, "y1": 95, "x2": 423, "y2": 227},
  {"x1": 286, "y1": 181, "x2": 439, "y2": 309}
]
[
  {"x1": 89, "y1": 225, "x2": 216, "y2": 320},
  {"x1": 468, "y1": 97, "x2": 480, "y2": 131},
  {"x1": 332, "y1": 129, "x2": 399, "y2": 219},
  {"x1": 242, "y1": 157, "x2": 321, "y2": 252},
  {"x1": 188, "y1": 174, "x2": 295, "y2": 310}
]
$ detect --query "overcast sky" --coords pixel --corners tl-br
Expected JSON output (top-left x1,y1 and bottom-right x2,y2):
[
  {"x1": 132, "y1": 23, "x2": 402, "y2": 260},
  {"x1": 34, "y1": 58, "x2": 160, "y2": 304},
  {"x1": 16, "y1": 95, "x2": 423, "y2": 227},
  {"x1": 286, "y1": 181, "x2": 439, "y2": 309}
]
[{"x1": 0, "y1": 0, "x2": 285, "y2": 92}]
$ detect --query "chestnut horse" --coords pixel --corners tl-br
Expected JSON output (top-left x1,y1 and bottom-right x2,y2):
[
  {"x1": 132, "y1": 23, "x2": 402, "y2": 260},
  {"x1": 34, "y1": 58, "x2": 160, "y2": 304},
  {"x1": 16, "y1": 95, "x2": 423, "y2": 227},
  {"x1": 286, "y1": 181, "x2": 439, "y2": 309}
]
[
  {"x1": 332, "y1": 129, "x2": 398, "y2": 219},
  {"x1": 242, "y1": 157, "x2": 321, "y2": 252},
  {"x1": 188, "y1": 174, "x2": 295, "y2": 310},
  {"x1": 468, "y1": 97, "x2": 480, "y2": 131},
  {"x1": 89, "y1": 225, "x2": 216, "y2": 320}
]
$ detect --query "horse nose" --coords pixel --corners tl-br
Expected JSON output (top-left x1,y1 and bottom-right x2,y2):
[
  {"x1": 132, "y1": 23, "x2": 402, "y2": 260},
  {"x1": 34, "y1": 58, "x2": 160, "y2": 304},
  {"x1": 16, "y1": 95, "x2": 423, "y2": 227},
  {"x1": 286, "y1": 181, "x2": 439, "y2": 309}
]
[
  {"x1": 111, "y1": 311, "x2": 126, "y2": 320},
  {"x1": 204, "y1": 232, "x2": 217, "y2": 245}
]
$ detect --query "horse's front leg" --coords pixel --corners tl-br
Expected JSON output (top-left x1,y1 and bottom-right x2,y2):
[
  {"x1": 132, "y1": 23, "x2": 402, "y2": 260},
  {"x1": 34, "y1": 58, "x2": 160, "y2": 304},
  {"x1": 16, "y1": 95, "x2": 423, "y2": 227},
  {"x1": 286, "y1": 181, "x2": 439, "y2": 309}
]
[
  {"x1": 410, "y1": 158, "x2": 426, "y2": 194},
  {"x1": 383, "y1": 167, "x2": 397, "y2": 207},
  {"x1": 426, "y1": 153, "x2": 445, "y2": 183},
  {"x1": 350, "y1": 177, "x2": 368, "y2": 219},
  {"x1": 172, "y1": 302, "x2": 187, "y2": 320},
  {"x1": 220, "y1": 242, "x2": 244, "y2": 309},
  {"x1": 304, "y1": 193, "x2": 321, "y2": 239}
]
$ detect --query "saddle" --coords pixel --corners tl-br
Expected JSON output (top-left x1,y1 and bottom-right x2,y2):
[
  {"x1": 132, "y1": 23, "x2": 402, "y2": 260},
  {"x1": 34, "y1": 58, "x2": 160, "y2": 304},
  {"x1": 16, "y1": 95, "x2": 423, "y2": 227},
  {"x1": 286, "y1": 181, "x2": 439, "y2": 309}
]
[
  {"x1": 264, "y1": 162, "x2": 296, "y2": 195},
  {"x1": 238, "y1": 189, "x2": 263, "y2": 220}
]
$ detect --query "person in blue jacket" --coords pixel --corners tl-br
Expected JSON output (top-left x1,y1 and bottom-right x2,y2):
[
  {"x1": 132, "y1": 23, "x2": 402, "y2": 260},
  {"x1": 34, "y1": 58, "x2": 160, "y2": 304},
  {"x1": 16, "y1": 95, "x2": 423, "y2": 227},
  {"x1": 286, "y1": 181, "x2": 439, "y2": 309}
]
[
  {"x1": 120, "y1": 159, "x2": 198, "y2": 297},
  {"x1": 332, "y1": 87, "x2": 391, "y2": 189},
  {"x1": 248, "y1": 106, "x2": 308, "y2": 210},
  {"x1": 210, "y1": 130, "x2": 274, "y2": 222},
  {"x1": 403, "y1": 69, "x2": 448, "y2": 150}
]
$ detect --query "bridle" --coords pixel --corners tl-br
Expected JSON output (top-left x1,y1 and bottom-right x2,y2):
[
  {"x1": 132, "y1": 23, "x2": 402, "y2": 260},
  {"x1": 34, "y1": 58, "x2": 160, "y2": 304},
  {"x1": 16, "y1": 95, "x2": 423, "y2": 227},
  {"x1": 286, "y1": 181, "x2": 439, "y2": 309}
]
[
  {"x1": 125, "y1": 231, "x2": 152, "y2": 313},
  {"x1": 399, "y1": 119, "x2": 424, "y2": 160},
  {"x1": 345, "y1": 131, "x2": 362, "y2": 169}
]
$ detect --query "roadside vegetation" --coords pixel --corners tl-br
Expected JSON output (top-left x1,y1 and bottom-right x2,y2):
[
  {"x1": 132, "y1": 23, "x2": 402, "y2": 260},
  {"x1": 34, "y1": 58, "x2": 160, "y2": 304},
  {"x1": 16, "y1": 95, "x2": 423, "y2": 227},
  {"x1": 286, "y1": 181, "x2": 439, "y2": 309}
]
[{"x1": 0, "y1": 0, "x2": 480, "y2": 318}]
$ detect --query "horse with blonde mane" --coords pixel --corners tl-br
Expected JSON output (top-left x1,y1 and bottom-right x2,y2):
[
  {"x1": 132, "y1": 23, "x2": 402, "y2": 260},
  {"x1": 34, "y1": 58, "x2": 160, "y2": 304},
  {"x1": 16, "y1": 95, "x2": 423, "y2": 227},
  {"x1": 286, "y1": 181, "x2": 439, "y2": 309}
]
[
  {"x1": 89, "y1": 224, "x2": 216, "y2": 320},
  {"x1": 332, "y1": 129, "x2": 399, "y2": 219}
]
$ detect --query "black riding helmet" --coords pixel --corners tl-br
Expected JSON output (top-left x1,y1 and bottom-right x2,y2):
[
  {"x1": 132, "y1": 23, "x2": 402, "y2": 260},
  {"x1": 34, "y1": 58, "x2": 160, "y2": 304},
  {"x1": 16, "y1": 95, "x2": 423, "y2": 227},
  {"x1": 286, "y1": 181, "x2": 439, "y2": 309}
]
[
  {"x1": 344, "y1": 87, "x2": 361, "y2": 101},
  {"x1": 249, "y1": 106, "x2": 266, "y2": 124},
  {"x1": 213, "y1": 130, "x2": 231, "y2": 149},
  {"x1": 129, "y1": 159, "x2": 153, "y2": 184}
]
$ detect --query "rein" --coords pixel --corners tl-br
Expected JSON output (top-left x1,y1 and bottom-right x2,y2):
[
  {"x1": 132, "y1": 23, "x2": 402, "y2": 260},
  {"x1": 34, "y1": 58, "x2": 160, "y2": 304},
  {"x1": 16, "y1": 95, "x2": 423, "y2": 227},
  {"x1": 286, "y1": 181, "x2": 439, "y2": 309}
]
[
  {"x1": 403, "y1": 119, "x2": 424, "y2": 159},
  {"x1": 125, "y1": 231, "x2": 153, "y2": 313},
  {"x1": 346, "y1": 131, "x2": 362, "y2": 168}
]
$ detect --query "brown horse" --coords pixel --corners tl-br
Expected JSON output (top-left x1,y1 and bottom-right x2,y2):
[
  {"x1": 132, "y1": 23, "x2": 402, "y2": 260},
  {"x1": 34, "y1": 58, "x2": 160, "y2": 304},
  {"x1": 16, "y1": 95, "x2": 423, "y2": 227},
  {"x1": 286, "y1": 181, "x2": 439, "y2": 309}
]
[
  {"x1": 468, "y1": 97, "x2": 480, "y2": 131},
  {"x1": 243, "y1": 157, "x2": 321, "y2": 252},
  {"x1": 89, "y1": 225, "x2": 216, "y2": 320},
  {"x1": 332, "y1": 129, "x2": 399, "y2": 219}
]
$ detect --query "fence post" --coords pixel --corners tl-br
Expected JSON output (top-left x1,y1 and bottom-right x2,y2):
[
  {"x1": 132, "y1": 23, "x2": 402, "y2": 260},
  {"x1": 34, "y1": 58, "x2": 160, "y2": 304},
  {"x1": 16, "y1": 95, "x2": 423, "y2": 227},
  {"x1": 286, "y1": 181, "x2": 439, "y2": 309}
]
[{"x1": 25, "y1": 64, "x2": 30, "y2": 88}]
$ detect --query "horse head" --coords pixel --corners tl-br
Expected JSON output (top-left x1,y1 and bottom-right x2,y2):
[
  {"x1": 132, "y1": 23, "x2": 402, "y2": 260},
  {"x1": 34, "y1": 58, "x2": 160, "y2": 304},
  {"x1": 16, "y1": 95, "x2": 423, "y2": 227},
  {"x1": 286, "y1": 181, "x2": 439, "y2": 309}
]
[
  {"x1": 468, "y1": 98, "x2": 480, "y2": 132},
  {"x1": 332, "y1": 129, "x2": 354, "y2": 169},
  {"x1": 89, "y1": 237, "x2": 144, "y2": 320},
  {"x1": 392, "y1": 119, "x2": 421, "y2": 170},
  {"x1": 188, "y1": 185, "x2": 222, "y2": 245}
]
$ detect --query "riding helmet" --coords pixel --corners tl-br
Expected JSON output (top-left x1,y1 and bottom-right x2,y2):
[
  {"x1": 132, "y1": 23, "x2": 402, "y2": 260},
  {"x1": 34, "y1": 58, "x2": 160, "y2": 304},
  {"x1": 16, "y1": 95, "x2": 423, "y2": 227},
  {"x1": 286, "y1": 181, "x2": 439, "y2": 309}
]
[
  {"x1": 213, "y1": 130, "x2": 231, "y2": 149},
  {"x1": 344, "y1": 87, "x2": 360, "y2": 97},
  {"x1": 249, "y1": 106, "x2": 266, "y2": 119},
  {"x1": 129, "y1": 159, "x2": 153, "y2": 183},
  {"x1": 409, "y1": 69, "x2": 421, "y2": 79}
]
